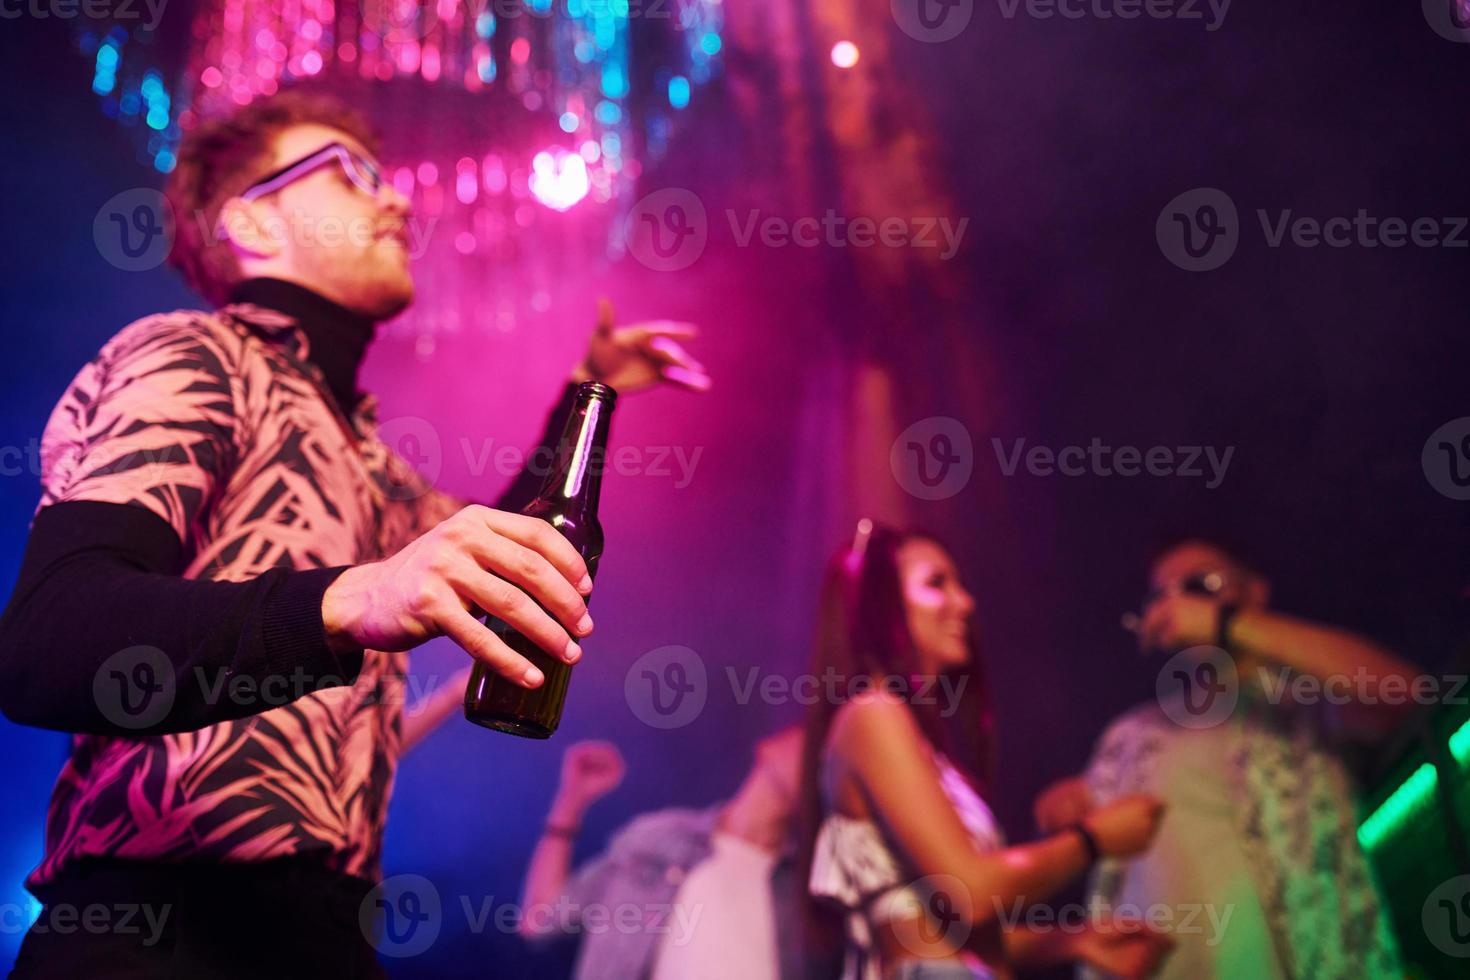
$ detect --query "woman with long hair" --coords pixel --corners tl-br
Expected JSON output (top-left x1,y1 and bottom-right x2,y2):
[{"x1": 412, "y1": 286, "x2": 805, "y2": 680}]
[{"x1": 799, "y1": 521, "x2": 1173, "y2": 980}]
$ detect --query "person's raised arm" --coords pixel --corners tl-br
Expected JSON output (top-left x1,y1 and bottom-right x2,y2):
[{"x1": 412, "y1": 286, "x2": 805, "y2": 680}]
[
  {"x1": 518, "y1": 741, "x2": 625, "y2": 940},
  {"x1": 1140, "y1": 594, "x2": 1420, "y2": 738},
  {"x1": 1230, "y1": 608, "x2": 1418, "y2": 736},
  {"x1": 485, "y1": 301, "x2": 709, "y2": 513},
  {"x1": 835, "y1": 694, "x2": 1164, "y2": 931},
  {"x1": 399, "y1": 664, "x2": 474, "y2": 752}
]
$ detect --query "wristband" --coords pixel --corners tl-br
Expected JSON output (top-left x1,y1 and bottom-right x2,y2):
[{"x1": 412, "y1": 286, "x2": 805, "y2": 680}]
[
  {"x1": 1066, "y1": 823, "x2": 1101, "y2": 864},
  {"x1": 544, "y1": 823, "x2": 580, "y2": 839},
  {"x1": 1216, "y1": 603, "x2": 1240, "y2": 651}
]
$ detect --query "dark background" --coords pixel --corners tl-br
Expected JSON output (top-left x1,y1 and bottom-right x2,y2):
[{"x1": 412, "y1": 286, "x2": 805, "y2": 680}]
[{"x1": 0, "y1": 1, "x2": 1466, "y2": 975}]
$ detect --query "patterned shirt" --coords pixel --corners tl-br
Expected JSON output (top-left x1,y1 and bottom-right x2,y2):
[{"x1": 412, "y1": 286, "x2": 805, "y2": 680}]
[
  {"x1": 1081, "y1": 689, "x2": 1403, "y2": 980},
  {"x1": 25, "y1": 302, "x2": 466, "y2": 889}
]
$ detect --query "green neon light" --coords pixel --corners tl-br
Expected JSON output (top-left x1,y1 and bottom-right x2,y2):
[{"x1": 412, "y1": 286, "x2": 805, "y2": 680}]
[
  {"x1": 1357, "y1": 763, "x2": 1438, "y2": 853},
  {"x1": 1450, "y1": 718, "x2": 1470, "y2": 769},
  {"x1": 1355, "y1": 716, "x2": 1470, "y2": 854}
]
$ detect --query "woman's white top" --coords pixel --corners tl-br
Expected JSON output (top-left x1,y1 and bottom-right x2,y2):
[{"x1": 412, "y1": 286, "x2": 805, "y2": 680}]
[{"x1": 810, "y1": 744, "x2": 1005, "y2": 980}]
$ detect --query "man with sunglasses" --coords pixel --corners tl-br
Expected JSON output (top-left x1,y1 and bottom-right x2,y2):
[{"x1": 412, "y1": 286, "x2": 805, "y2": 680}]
[
  {"x1": 0, "y1": 90, "x2": 708, "y2": 977},
  {"x1": 1033, "y1": 538, "x2": 1415, "y2": 979}
]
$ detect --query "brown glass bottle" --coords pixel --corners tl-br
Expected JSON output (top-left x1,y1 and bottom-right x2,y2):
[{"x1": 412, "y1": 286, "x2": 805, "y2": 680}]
[{"x1": 463, "y1": 382, "x2": 616, "y2": 738}]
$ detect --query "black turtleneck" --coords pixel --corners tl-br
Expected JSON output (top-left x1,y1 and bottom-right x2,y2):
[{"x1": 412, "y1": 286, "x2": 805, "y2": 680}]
[
  {"x1": 230, "y1": 277, "x2": 375, "y2": 416},
  {"x1": 0, "y1": 284, "x2": 579, "y2": 736}
]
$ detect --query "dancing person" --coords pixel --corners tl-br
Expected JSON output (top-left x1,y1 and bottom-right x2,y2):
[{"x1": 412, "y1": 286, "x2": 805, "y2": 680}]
[
  {"x1": 0, "y1": 90, "x2": 707, "y2": 978},
  {"x1": 518, "y1": 728, "x2": 836, "y2": 980},
  {"x1": 1034, "y1": 537, "x2": 1412, "y2": 979},
  {"x1": 801, "y1": 522, "x2": 1175, "y2": 980}
]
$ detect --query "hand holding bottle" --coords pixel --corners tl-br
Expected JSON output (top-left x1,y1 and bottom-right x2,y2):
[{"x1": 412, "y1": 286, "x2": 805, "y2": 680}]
[
  {"x1": 320, "y1": 504, "x2": 594, "y2": 688},
  {"x1": 464, "y1": 382, "x2": 616, "y2": 737}
]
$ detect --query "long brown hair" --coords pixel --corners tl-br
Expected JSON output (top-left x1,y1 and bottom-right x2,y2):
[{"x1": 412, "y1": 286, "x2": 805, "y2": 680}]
[{"x1": 796, "y1": 523, "x2": 995, "y2": 959}]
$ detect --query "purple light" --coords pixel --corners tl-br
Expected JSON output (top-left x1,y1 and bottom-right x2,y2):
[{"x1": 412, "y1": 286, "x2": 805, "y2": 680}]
[{"x1": 528, "y1": 150, "x2": 590, "y2": 212}]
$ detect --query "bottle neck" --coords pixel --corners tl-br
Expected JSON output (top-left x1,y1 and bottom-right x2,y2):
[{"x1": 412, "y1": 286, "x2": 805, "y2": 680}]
[{"x1": 536, "y1": 388, "x2": 614, "y2": 521}]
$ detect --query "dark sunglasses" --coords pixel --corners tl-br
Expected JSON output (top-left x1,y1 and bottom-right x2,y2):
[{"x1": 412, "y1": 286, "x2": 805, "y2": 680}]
[{"x1": 1143, "y1": 569, "x2": 1229, "y2": 607}]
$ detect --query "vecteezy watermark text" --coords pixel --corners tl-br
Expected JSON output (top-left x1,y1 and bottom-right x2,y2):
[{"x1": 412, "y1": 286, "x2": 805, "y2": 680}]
[
  {"x1": 0, "y1": 0, "x2": 168, "y2": 30},
  {"x1": 623, "y1": 190, "x2": 972, "y2": 272},
  {"x1": 361, "y1": 874, "x2": 704, "y2": 958},
  {"x1": 726, "y1": 210, "x2": 969, "y2": 261},
  {"x1": 457, "y1": 438, "x2": 703, "y2": 490},
  {"x1": 1158, "y1": 187, "x2": 1468, "y2": 272},
  {"x1": 992, "y1": 896, "x2": 1235, "y2": 945},
  {"x1": 991, "y1": 438, "x2": 1234, "y2": 489},
  {"x1": 94, "y1": 647, "x2": 477, "y2": 731},
  {"x1": 206, "y1": 208, "x2": 439, "y2": 261},
  {"x1": 622, "y1": 645, "x2": 974, "y2": 730},
  {"x1": 726, "y1": 666, "x2": 970, "y2": 717},
  {"x1": 1256, "y1": 667, "x2": 1467, "y2": 708},
  {"x1": 994, "y1": 0, "x2": 1231, "y2": 31},
  {"x1": 0, "y1": 900, "x2": 171, "y2": 944}
]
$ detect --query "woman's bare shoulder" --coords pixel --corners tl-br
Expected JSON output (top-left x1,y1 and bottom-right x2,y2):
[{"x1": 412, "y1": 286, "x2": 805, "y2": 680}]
[{"x1": 829, "y1": 687, "x2": 921, "y2": 759}]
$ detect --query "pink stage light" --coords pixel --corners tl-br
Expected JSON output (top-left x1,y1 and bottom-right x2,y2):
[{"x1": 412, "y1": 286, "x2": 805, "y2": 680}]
[{"x1": 528, "y1": 150, "x2": 590, "y2": 211}]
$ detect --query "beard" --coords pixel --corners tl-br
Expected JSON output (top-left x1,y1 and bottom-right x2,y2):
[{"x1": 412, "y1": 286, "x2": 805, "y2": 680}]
[
  {"x1": 305, "y1": 245, "x2": 415, "y2": 321},
  {"x1": 355, "y1": 271, "x2": 414, "y2": 321}
]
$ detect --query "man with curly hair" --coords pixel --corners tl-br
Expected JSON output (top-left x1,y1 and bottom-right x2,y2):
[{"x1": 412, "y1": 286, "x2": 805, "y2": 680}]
[{"x1": 0, "y1": 89, "x2": 707, "y2": 977}]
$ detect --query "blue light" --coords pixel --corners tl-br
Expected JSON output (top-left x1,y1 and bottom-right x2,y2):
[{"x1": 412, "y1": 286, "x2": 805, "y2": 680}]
[
  {"x1": 154, "y1": 149, "x2": 177, "y2": 172},
  {"x1": 119, "y1": 92, "x2": 141, "y2": 116},
  {"x1": 601, "y1": 132, "x2": 621, "y2": 157},
  {"x1": 527, "y1": 0, "x2": 551, "y2": 12},
  {"x1": 594, "y1": 18, "x2": 615, "y2": 50},
  {"x1": 594, "y1": 99, "x2": 621, "y2": 124},
  {"x1": 699, "y1": 32, "x2": 722, "y2": 56},
  {"x1": 146, "y1": 108, "x2": 168, "y2": 131},
  {"x1": 668, "y1": 75, "x2": 690, "y2": 109},
  {"x1": 478, "y1": 55, "x2": 497, "y2": 83},
  {"x1": 93, "y1": 40, "x2": 121, "y2": 95},
  {"x1": 559, "y1": 111, "x2": 579, "y2": 133},
  {"x1": 475, "y1": 12, "x2": 495, "y2": 37},
  {"x1": 600, "y1": 63, "x2": 627, "y2": 99}
]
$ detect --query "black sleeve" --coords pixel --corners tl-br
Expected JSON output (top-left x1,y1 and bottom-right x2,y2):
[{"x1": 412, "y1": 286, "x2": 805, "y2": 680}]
[
  {"x1": 0, "y1": 500, "x2": 366, "y2": 736},
  {"x1": 490, "y1": 382, "x2": 579, "y2": 512}
]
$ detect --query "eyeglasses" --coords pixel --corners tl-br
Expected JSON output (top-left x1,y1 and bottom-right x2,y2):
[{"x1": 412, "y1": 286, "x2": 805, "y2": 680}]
[
  {"x1": 237, "y1": 141, "x2": 385, "y2": 202},
  {"x1": 1143, "y1": 569, "x2": 1229, "y2": 607},
  {"x1": 1121, "y1": 568, "x2": 1233, "y2": 637}
]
